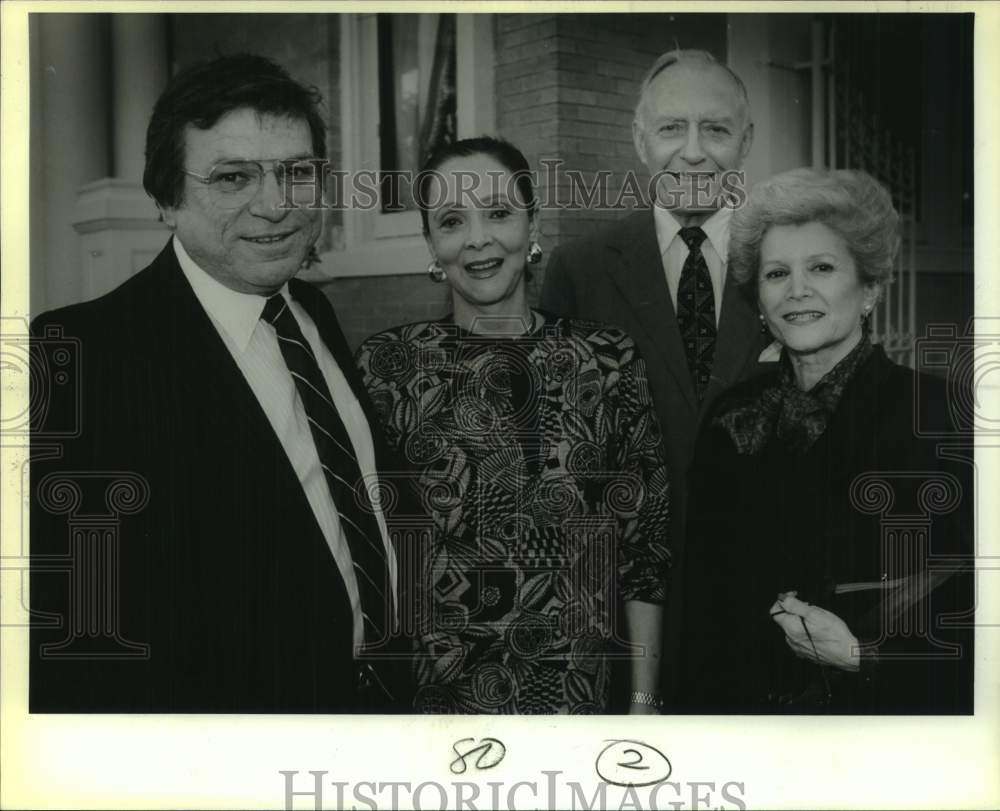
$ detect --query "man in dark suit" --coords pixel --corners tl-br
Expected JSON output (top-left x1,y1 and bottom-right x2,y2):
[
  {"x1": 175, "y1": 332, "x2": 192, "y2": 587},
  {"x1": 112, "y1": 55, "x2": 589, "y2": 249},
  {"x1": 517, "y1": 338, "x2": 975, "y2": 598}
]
[
  {"x1": 30, "y1": 54, "x2": 404, "y2": 713},
  {"x1": 540, "y1": 50, "x2": 768, "y2": 710}
]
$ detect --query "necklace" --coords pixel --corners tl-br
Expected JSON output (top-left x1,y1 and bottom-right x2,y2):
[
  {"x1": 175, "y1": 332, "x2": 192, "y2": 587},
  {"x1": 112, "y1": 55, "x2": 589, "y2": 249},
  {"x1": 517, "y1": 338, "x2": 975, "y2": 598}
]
[{"x1": 460, "y1": 310, "x2": 539, "y2": 338}]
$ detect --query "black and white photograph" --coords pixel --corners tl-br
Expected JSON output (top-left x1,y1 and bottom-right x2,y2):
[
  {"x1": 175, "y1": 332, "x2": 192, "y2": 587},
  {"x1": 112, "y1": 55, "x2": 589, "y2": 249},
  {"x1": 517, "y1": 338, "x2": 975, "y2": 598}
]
[{"x1": 2, "y1": 3, "x2": 997, "y2": 809}]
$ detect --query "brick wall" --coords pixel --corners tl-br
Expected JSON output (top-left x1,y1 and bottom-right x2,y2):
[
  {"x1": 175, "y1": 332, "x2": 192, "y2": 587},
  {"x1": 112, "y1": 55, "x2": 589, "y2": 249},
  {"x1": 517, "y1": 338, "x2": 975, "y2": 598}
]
[
  {"x1": 167, "y1": 12, "x2": 727, "y2": 342},
  {"x1": 493, "y1": 14, "x2": 559, "y2": 305},
  {"x1": 493, "y1": 13, "x2": 727, "y2": 302},
  {"x1": 143, "y1": 13, "x2": 974, "y2": 382},
  {"x1": 326, "y1": 274, "x2": 451, "y2": 353}
]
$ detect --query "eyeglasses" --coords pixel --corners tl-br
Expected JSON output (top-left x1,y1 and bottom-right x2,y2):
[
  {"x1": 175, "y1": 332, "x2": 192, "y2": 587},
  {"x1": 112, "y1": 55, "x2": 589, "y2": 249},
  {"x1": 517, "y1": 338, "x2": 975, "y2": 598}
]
[
  {"x1": 182, "y1": 158, "x2": 323, "y2": 208},
  {"x1": 769, "y1": 608, "x2": 833, "y2": 708}
]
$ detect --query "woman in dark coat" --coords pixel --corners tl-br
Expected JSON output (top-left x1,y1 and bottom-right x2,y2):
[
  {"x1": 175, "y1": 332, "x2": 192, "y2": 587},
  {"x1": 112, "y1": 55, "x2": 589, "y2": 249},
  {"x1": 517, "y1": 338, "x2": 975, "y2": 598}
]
[{"x1": 679, "y1": 169, "x2": 973, "y2": 713}]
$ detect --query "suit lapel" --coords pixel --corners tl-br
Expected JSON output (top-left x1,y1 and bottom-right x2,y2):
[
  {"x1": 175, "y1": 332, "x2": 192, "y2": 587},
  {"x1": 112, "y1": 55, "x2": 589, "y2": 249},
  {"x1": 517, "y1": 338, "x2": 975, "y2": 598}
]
[
  {"x1": 153, "y1": 252, "x2": 365, "y2": 446},
  {"x1": 155, "y1": 247, "x2": 276, "y2": 428},
  {"x1": 150, "y1": 244, "x2": 325, "y2": 501},
  {"x1": 605, "y1": 210, "x2": 699, "y2": 413},
  {"x1": 702, "y1": 272, "x2": 763, "y2": 411}
]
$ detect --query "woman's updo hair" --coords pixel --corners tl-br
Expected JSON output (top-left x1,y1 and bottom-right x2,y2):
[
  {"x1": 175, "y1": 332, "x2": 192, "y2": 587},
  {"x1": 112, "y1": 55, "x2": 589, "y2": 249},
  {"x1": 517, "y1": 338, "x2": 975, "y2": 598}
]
[
  {"x1": 729, "y1": 168, "x2": 900, "y2": 295},
  {"x1": 416, "y1": 136, "x2": 536, "y2": 234}
]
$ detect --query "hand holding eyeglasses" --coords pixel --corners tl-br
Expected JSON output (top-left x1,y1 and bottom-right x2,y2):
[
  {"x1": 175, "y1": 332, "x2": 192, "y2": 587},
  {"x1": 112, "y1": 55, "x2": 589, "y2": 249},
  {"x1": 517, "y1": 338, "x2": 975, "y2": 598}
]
[{"x1": 770, "y1": 592, "x2": 861, "y2": 672}]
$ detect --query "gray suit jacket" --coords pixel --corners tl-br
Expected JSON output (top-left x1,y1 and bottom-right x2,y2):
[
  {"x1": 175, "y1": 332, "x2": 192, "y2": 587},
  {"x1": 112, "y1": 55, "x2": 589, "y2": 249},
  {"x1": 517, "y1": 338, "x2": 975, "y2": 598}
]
[{"x1": 540, "y1": 208, "x2": 769, "y2": 703}]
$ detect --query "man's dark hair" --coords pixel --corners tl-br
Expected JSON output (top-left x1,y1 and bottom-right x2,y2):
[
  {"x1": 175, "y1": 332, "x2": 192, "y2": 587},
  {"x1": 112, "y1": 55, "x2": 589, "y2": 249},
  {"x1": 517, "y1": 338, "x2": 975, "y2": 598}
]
[{"x1": 143, "y1": 53, "x2": 327, "y2": 209}]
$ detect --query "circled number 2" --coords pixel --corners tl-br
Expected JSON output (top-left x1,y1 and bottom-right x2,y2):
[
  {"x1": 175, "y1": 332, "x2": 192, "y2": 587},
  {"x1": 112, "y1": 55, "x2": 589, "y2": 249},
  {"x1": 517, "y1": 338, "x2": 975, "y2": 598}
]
[{"x1": 595, "y1": 739, "x2": 672, "y2": 787}]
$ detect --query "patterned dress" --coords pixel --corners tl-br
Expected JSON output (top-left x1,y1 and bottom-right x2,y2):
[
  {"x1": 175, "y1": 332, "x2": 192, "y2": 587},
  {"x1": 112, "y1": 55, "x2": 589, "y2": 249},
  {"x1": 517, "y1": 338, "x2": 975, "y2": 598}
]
[{"x1": 356, "y1": 312, "x2": 671, "y2": 714}]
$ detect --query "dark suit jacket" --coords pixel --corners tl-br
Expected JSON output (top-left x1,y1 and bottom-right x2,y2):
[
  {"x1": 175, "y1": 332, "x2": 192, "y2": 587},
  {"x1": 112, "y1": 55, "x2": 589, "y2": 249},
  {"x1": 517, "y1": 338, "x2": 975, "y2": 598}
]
[
  {"x1": 30, "y1": 242, "x2": 405, "y2": 713},
  {"x1": 680, "y1": 347, "x2": 974, "y2": 713},
  {"x1": 540, "y1": 209, "x2": 768, "y2": 705}
]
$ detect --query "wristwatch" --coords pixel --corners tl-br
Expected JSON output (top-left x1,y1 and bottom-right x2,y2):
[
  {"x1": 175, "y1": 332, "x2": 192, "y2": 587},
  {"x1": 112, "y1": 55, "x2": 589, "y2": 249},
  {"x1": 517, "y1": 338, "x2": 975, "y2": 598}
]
[{"x1": 629, "y1": 690, "x2": 665, "y2": 711}]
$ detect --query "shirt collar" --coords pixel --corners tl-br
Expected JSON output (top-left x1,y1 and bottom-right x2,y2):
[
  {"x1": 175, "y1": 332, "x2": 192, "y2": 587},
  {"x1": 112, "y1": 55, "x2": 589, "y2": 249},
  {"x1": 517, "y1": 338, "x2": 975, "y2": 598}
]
[
  {"x1": 654, "y1": 204, "x2": 733, "y2": 261},
  {"x1": 173, "y1": 236, "x2": 289, "y2": 352}
]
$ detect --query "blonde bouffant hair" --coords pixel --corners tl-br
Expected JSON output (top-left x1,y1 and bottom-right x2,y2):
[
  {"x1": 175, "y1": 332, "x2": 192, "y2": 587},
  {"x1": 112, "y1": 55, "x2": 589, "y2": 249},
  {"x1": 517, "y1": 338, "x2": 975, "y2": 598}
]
[{"x1": 729, "y1": 168, "x2": 900, "y2": 297}]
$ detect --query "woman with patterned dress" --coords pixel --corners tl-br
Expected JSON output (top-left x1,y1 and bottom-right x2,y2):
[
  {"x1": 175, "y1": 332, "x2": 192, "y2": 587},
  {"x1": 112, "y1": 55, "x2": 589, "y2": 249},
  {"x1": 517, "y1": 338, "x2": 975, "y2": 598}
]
[{"x1": 356, "y1": 138, "x2": 671, "y2": 714}]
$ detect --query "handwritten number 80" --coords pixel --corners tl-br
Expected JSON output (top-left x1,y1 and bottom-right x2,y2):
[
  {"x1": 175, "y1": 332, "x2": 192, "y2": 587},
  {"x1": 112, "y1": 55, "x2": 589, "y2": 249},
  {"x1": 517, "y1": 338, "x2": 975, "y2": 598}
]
[{"x1": 450, "y1": 737, "x2": 507, "y2": 775}]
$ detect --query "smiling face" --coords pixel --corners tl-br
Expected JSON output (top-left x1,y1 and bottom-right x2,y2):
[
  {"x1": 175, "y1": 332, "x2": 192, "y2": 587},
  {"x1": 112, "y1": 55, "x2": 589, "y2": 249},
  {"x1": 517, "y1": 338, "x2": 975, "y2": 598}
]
[
  {"x1": 424, "y1": 153, "x2": 536, "y2": 326},
  {"x1": 758, "y1": 221, "x2": 880, "y2": 379},
  {"x1": 633, "y1": 62, "x2": 752, "y2": 220},
  {"x1": 161, "y1": 107, "x2": 322, "y2": 295}
]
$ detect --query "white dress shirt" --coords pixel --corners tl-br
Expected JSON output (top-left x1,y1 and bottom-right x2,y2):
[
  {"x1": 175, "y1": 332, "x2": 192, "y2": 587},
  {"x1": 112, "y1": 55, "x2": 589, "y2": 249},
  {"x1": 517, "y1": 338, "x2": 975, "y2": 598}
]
[
  {"x1": 174, "y1": 237, "x2": 396, "y2": 651},
  {"x1": 653, "y1": 205, "x2": 732, "y2": 325}
]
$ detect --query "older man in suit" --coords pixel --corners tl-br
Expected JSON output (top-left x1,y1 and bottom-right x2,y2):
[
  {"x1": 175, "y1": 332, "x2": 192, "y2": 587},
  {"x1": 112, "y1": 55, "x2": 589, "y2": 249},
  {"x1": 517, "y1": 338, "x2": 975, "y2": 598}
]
[
  {"x1": 30, "y1": 54, "x2": 404, "y2": 712},
  {"x1": 540, "y1": 49, "x2": 768, "y2": 709}
]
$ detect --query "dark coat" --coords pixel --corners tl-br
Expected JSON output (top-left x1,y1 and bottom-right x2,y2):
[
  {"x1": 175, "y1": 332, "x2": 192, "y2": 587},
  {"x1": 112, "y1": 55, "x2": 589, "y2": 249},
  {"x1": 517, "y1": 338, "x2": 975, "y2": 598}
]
[
  {"x1": 540, "y1": 209, "x2": 769, "y2": 703},
  {"x1": 679, "y1": 347, "x2": 974, "y2": 713},
  {"x1": 30, "y1": 242, "x2": 407, "y2": 713}
]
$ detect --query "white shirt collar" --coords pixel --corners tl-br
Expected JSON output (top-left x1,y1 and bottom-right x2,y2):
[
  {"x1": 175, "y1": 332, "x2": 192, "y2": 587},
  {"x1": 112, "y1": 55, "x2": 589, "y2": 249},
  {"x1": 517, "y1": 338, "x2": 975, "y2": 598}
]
[
  {"x1": 173, "y1": 236, "x2": 288, "y2": 352},
  {"x1": 653, "y1": 204, "x2": 733, "y2": 261}
]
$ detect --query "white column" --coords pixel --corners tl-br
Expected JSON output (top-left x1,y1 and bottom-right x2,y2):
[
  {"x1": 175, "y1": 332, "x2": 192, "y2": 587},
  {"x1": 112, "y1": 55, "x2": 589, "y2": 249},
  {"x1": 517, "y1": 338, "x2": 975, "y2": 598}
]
[
  {"x1": 111, "y1": 14, "x2": 168, "y2": 184},
  {"x1": 69, "y1": 14, "x2": 169, "y2": 304},
  {"x1": 37, "y1": 14, "x2": 111, "y2": 312}
]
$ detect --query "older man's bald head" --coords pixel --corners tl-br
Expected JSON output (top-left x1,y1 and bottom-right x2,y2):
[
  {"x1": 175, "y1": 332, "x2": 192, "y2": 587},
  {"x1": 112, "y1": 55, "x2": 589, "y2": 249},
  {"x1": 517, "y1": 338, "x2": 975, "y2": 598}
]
[{"x1": 634, "y1": 49, "x2": 751, "y2": 131}]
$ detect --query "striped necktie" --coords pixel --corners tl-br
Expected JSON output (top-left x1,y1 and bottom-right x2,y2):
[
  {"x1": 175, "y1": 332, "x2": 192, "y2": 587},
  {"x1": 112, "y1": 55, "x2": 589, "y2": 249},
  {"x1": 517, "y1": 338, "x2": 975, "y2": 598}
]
[
  {"x1": 261, "y1": 293, "x2": 391, "y2": 649},
  {"x1": 676, "y1": 226, "x2": 717, "y2": 399}
]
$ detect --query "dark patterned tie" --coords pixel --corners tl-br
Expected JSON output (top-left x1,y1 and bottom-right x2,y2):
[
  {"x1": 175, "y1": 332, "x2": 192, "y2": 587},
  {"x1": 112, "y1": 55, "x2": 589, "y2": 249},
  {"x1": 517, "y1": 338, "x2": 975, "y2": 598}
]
[
  {"x1": 676, "y1": 226, "x2": 717, "y2": 398},
  {"x1": 261, "y1": 294, "x2": 391, "y2": 649}
]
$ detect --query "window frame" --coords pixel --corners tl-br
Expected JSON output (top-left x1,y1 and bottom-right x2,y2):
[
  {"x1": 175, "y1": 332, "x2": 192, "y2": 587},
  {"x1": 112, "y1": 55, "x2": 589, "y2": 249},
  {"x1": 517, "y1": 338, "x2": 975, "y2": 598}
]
[{"x1": 312, "y1": 13, "x2": 495, "y2": 280}]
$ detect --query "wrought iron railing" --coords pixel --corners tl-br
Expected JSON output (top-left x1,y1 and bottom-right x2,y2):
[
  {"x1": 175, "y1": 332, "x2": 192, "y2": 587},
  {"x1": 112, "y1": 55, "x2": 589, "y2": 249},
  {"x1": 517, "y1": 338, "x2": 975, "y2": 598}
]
[{"x1": 831, "y1": 27, "x2": 918, "y2": 368}]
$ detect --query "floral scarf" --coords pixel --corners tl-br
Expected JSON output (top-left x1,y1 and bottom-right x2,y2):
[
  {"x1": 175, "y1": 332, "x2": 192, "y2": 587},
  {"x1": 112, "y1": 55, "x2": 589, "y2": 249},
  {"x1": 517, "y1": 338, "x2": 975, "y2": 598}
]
[{"x1": 714, "y1": 337, "x2": 873, "y2": 456}]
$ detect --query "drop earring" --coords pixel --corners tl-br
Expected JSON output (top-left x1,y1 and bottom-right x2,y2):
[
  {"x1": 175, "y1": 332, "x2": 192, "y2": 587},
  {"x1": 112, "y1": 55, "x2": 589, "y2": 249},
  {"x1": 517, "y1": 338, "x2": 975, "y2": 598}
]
[
  {"x1": 758, "y1": 312, "x2": 769, "y2": 335},
  {"x1": 527, "y1": 242, "x2": 543, "y2": 265},
  {"x1": 427, "y1": 260, "x2": 447, "y2": 283},
  {"x1": 861, "y1": 305, "x2": 874, "y2": 330}
]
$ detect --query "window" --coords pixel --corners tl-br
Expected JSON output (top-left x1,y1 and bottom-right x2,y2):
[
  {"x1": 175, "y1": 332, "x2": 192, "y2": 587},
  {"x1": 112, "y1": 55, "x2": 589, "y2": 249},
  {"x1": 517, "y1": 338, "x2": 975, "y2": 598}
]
[
  {"x1": 377, "y1": 14, "x2": 457, "y2": 212},
  {"x1": 316, "y1": 14, "x2": 495, "y2": 279}
]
